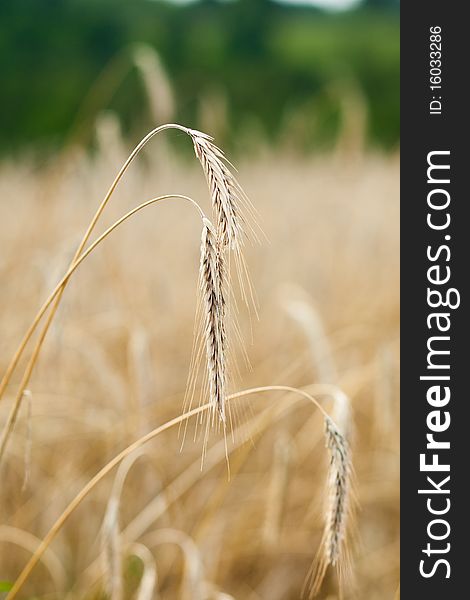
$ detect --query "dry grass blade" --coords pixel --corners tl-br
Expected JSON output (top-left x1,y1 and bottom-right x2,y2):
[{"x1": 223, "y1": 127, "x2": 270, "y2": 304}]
[
  {"x1": 102, "y1": 495, "x2": 122, "y2": 600},
  {"x1": 305, "y1": 416, "x2": 354, "y2": 598},
  {"x1": 21, "y1": 390, "x2": 32, "y2": 492},
  {"x1": 280, "y1": 284, "x2": 337, "y2": 383},
  {"x1": 5, "y1": 403, "x2": 210, "y2": 600},
  {"x1": 143, "y1": 529, "x2": 205, "y2": 600},
  {"x1": 101, "y1": 450, "x2": 147, "y2": 600},
  {"x1": 128, "y1": 543, "x2": 158, "y2": 600},
  {"x1": 263, "y1": 433, "x2": 291, "y2": 548},
  {"x1": 0, "y1": 526, "x2": 66, "y2": 593}
]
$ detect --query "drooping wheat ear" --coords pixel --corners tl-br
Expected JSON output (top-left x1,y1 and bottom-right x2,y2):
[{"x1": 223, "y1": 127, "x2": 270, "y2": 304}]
[
  {"x1": 306, "y1": 415, "x2": 354, "y2": 598},
  {"x1": 189, "y1": 129, "x2": 245, "y2": 250},
  {"x1": 189, "y1": 127, "x2": 260, "y2": 312},
  {"x1": 199, "y1": 217, "x2": 228, "y2": 425}
]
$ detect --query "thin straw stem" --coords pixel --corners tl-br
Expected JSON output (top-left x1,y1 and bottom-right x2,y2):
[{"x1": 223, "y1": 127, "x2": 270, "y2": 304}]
[
  {"x1": 0, "y1": 124, "x2": 190, "y2": 405},
  {"x1": 0, "y1": 194, "x2": 205, "y2": 462},
  {"x1": 6, "y1": 404, "x2": 209, "y2": 600}
]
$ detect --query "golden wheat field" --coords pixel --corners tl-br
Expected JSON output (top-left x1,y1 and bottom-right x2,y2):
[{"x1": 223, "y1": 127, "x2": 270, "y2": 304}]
[{"x1": 0, "y1": 129, "x2": 399, "y2": 599}]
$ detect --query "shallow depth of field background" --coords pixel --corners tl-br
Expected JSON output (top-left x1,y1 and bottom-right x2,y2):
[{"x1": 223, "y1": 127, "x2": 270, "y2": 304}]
[{"x1": 0, "y1": 1, "x2": 399, "y2": 598}]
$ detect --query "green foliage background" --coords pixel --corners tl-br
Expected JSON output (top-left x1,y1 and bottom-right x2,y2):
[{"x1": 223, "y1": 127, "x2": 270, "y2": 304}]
[{"x1": 0, "y1": 0, "x2": 399, "y2": 155}]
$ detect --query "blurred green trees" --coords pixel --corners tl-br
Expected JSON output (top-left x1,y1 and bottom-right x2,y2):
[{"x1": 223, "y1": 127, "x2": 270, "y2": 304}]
[{"x1": 0, "y1": 0, "x2": 399, "y2": 155}]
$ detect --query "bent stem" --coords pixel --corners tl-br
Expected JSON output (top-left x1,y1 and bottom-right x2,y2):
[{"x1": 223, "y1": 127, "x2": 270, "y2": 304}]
[
  {"x1": 6, "y1": 385, "x2": 333, "y2": 599},
  {"x1": 6, "y1": 403, "x2": 210, "y2": 600},
  {"x1": 0, "y1": 123, "x2": 191, "y2": 406},
  {"x1": 0, "y1": 194, "x2": 205, "y2": 463}
]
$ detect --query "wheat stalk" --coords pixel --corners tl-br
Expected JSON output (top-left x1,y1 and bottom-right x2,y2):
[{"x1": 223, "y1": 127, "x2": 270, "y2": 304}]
[
  {"x1": 101, "y1": 494, "x2": 122, "y2": 600},
  {"x1": 128, "y1": 543, "x2": 158, "y2": 600},
  {"x1": 0, "y1": 526, "x2": 66, "y2": 593},
  {"x1": 101, "y1": 450, "x2": 147, "y2": 600}
]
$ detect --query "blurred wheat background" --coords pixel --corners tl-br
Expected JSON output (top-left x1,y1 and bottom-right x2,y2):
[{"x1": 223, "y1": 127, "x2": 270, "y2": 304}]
[{"x1": 0, "y1": 1, "x2": 399, "y2": 598}]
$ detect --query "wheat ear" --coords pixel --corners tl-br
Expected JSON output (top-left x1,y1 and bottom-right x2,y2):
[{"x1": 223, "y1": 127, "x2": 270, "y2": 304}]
[
  {"x1": 188, "y1": 128, "x2": 262, "y2": 311},
  {"x1": 190, "y1": 129, "x2": 245, "y2": 249},
  {"x1": 199, "y1": 218, "x2": 228, "y2": 425},
  {"x1": 305, "y1": 416, "x2": 354, "y2": 597}
]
